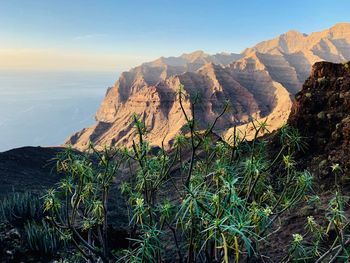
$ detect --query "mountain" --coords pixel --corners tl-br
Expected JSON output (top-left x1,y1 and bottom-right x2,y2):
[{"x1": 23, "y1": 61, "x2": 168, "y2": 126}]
[{"x1": 66, "y1": 23, "x2": 350, "y2": 150}]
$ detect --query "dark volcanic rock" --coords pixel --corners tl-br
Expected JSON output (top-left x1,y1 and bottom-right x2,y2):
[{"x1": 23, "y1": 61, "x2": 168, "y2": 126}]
[{"x1": 288, "y1": 61, "x2": 350, "y2": 181}]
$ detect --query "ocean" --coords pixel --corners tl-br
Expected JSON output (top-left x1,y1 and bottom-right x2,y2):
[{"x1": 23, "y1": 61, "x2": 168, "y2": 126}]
[{"x1": 0, "y1": 70, "x2": 117, "y2": 152}]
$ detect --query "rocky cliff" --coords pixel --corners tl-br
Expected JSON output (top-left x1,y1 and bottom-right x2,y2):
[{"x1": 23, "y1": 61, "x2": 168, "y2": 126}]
[
  {"x1": 288, "y1": 61, "x2": 350, "y2": 181},
  {"x1": 66, "y1": 23, "x2": 350, "y2": 150}
]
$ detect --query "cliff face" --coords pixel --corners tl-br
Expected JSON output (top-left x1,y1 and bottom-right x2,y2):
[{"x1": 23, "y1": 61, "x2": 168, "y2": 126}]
[
  {"x1": 288, "y1": 61, "x2": 350, "y2": 179},
  {"x1": 66, "y1": 23, "x2": 350, "y2": 150}
]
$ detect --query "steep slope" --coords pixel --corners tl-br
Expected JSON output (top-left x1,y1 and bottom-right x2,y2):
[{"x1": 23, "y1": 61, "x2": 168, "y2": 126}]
[
  {"x1": 94, "y1": 51, "x2": 242, "y2": 122},
  {"x1": 69, "y1": 63, "x2": 262, "y2": 149},
  {"x1": 67, "y1": 23, "x2": 350, "y2": 150},
  {"x1": 288, "y1": 61, "x2": 350, "y2": 180},
  {"x1": 260, "y1": 61, "x2": 350, "y2": 261}
]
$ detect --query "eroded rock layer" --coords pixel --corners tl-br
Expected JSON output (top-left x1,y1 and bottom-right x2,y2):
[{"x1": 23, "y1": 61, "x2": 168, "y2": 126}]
[{"x1": 66, "y1": 23, "x2": 350, "y2": 150}]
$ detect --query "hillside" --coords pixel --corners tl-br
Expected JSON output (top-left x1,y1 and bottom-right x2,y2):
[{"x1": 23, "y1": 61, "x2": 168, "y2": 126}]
[{"x1": 0, "y1": 147, "x2": 63, "y2": 198}]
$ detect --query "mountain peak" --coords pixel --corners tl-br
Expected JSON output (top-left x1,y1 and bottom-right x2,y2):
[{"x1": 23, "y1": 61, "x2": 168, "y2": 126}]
[
  {"x1": 327, "y1": 22, "x2": 350, "y2": 37},
  {"x1": 246, "y1": 23, "x2": 350, "y2": 55},
  {"x1": 180, "y1": 50, "x2": 209, "y2": 61},
  {"x1": 197, "y1": 62, "x2": 219, "y2": 73},
  {"x1": 283, "y1": 30, "x2": 306, "y2": 37},
  {"x1": 330, "y1": 22, "x2": 350, "y2": 30},
  {"x1": 284, "y1": 29, "x2": 306, "y2": 36}
]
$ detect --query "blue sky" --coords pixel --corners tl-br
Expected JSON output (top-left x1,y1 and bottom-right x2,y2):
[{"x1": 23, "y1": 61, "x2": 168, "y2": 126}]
[{"x1": 1, "y1": 0, "x2": 350, "y2": 71}]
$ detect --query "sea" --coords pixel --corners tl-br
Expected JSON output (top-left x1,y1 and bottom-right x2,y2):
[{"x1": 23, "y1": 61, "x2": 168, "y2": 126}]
[{"x1": 0, "y1": 70, "x2": 118, "y2": 152}]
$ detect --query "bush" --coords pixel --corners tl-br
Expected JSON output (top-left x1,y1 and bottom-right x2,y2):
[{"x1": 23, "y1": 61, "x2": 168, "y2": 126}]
[
  {"x1": 0, "y1": 192, "x2": 43, "y2": 226},
  {"x1": 24, "y1": 220, "x2": 66, "y2": 256},
  {"x1": 43, "y1": 86, "x2": 315, "y2": 262},
  {"x1": 114, "y1": 88, "x2": 315, "y2": 263},
  {"x1": 43, "y1": 145, "x2": 124, "y2": 262}
]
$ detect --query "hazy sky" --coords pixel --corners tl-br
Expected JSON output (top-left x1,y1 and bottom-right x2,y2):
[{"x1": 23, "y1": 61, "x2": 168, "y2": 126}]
[{"x1": 1, "y1": 0, "x2": 350, "y2": 72}]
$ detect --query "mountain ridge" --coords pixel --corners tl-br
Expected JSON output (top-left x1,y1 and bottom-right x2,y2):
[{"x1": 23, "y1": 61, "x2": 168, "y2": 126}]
[{"x1": 66, "y1": 23, "x2": 350, "y2": 150}]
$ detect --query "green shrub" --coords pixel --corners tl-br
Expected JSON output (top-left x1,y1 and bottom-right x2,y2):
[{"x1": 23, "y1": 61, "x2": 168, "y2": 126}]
[
  {"x1": 24, "y1": 220, "x2": 66, "y2": 256},
  {"x1": 44, "y1": 86, "x2": 316, "y2": 262},
  {"x1": 117, "y1": 88, "x2": 313, "y2": 262},
  {"x1": 0, "y1": 192, "x2": 43, "y2": 226},
  {"x1": 43, "y1": 145, "x2": 124, "y2": 262}
]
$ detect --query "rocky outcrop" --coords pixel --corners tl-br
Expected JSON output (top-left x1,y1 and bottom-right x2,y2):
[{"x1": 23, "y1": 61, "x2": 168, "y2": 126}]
[
  {"x1": 67, "y1": 23, "x2": 350, "y2": 150},
  {"x1": 288, "y1": 61, "x2": 350, "y2": 180}
]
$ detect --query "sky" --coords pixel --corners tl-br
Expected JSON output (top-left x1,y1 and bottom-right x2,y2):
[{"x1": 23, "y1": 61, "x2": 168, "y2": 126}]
[{"x1": 1, "y1": 0, "x2": 350, "y2": 72}]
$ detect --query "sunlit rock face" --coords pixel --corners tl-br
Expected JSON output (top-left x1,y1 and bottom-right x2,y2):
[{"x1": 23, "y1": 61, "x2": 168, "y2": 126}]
[{"x1": 66, "y1": 23, "x2": 350, "y2": 150}]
